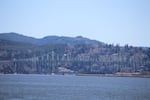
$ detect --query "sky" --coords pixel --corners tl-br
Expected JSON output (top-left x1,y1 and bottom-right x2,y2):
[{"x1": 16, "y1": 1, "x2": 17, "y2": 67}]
[{"x1": 0, "y1": 0, "x2": 150, "y2": 47}]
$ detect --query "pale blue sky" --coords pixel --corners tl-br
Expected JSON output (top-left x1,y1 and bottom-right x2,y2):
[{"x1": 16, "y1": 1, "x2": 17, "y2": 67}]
[{"x1": 0, "y1": 0, "x2": 150, "y2": 46}]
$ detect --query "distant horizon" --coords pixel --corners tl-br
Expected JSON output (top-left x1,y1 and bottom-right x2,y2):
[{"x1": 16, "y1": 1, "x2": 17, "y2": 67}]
[
  {"x1": 0, "y1": 0, "x2": 150, "y2": 47},
  {"x1": 0, "y1": 32, "x2": 149, "y2": 47}
]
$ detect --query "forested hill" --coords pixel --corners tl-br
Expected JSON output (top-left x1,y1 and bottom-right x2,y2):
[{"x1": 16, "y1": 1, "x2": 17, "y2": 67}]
[
  {"x1": 0, "y1": 32, "x2": 103, "y2": 45},
  {"x1": 0, "y1": 33, "x2": 150, "y2": 74}
]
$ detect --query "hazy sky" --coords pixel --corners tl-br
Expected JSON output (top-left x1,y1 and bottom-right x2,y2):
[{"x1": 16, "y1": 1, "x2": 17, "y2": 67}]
[{"x1": 0, "y1": 0, "x2": 150, "y2": 46}]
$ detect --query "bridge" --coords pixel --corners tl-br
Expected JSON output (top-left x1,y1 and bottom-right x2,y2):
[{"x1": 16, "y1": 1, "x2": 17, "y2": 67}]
[
  {"x1": 0, "y1": 51, "x2": 140, "y2": 74},
  {"x1": 0, "y1": 51, "x2": 99, "y2": 74}
]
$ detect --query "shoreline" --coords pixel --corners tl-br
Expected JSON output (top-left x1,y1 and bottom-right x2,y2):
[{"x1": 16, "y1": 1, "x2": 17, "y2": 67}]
[
  {"x1": 76, "y1": 72, "x2": 150, "y2": 78},
  {"x1": 1, "y1": 72, "x2": 150, "y2": 78}
]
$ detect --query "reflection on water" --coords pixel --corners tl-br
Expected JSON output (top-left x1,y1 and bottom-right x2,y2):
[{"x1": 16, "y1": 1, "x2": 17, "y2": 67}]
[{"x1": 0, "y1": 74, "x2": 150, "y2": 100}]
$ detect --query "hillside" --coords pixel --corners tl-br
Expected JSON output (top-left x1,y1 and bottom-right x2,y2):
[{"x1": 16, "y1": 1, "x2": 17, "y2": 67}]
[
  {"x1": 0, "y1": 33, "x2": 150, "y2": 74},
  {"x1": 0, "y1": 32, "x2": 103, "y2": 45}
]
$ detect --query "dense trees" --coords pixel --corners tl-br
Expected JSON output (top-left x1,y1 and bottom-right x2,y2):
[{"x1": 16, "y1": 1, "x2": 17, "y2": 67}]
[{"x1": 0, "y1": 39, "x2": 150, "y2": 74}]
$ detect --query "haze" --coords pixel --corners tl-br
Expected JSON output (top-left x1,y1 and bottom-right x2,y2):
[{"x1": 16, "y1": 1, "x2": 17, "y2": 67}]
[{"x1": 0, "y1": 0, "x2": 150, "y2": 47}]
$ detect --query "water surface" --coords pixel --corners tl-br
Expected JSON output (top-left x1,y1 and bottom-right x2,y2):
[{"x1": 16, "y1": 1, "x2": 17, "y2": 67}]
[{"x1": 0, "y1": 74, "x2": 150, "y2": 100}]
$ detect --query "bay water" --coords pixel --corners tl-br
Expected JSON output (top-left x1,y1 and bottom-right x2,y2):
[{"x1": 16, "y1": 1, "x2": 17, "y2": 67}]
[{"x1": 0, "y1": 74, "x2": 150, "y2": 100}]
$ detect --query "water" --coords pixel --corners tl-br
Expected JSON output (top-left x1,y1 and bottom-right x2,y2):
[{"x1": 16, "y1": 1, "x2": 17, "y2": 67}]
[{"x1": 0, "y1": 74, "x2": 150, "y2": 100}]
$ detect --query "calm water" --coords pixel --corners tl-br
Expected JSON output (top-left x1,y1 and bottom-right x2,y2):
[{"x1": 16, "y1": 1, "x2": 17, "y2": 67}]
[{"x1": 0, "y1": 74, "x2": 150, "y2": 100}]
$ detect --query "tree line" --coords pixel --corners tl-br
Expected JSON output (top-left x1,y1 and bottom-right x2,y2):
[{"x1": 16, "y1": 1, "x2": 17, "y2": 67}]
[{"x1": 0, "y1": 40, "x2": 150, "y2": 74}]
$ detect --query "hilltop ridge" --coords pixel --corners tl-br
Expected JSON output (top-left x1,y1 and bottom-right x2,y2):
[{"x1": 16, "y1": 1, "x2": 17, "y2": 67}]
[{"x1": 0, "y1": 32, "x2": 103, "y2": 46}]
